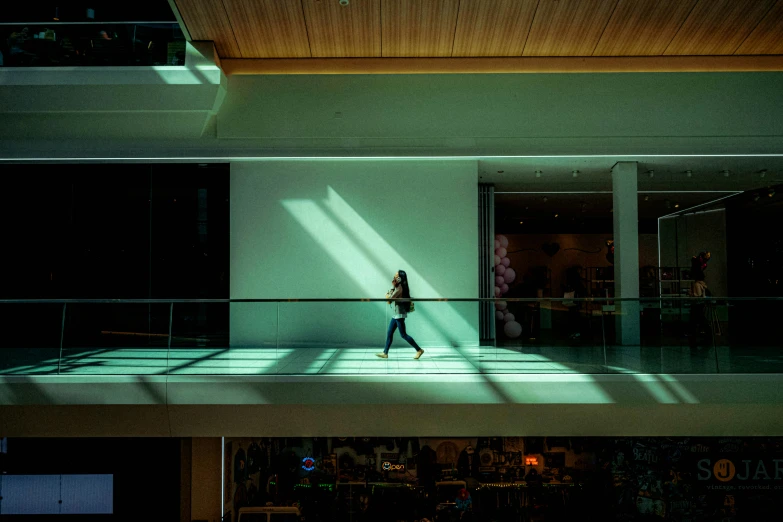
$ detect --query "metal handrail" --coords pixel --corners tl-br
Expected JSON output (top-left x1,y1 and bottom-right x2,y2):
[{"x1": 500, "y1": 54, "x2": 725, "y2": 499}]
[{"x1": 0, "y1": 296, "x2": 775, "y2": 304}]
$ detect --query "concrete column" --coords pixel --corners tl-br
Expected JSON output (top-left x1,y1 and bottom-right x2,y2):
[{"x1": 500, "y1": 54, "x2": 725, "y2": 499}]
[
  {"x1": 191, "y1": 437, "x2": 223, "y2": 522},
  {"x1": 612, "y1": 162, "x2": 640, "y2": 345}
]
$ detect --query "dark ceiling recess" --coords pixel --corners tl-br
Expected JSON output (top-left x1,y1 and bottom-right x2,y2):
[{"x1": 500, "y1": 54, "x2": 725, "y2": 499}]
[
  {"x1": 495, "y1": 191, "x2": 745, "y2": 235},
  {"x1": 1, "y1": 1, "x2": 176, "y2": 23}
]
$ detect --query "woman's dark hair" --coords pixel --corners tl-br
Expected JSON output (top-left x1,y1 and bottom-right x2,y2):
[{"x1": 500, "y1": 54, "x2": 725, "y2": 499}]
[{"x1": 398, "y1": 269, "x2": 412, "y2": 312}]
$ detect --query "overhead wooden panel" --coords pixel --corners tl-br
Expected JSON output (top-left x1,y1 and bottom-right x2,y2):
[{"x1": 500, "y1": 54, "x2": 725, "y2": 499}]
[
  {"x1": 735, "y1": 0, "x2": 783, "y2": 54},
  {"x1": 523, "y1": 0, "x2": 619, "y2": 56},
  {"x1": 593, "y1": 0, "x2": 697, "y2": 56},
  {"x1": 222, "y1": 0, "x2": 311, "y2": 58},
  {"x1": 174, "y1": 0, "x2": 242, "y2": 58},
  {"x1": 302, "y1": 0, "x2": 381, "y2": 57},
  {"x1": 381, "y1": 0, "x2": 460, "y2": 57},
  {"x1": 664, "y1": 0, "x2": 777, "y2": 55},
  {"x1": 452, "y1": 0, "x2": 539, "y2": 57}
]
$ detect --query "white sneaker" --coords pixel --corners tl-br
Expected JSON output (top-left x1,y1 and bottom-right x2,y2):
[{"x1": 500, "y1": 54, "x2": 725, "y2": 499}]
[
  {"x1": 414, "y1": 349, "x2": 424, "y2": 360},
  {"x1": 376, "y1": 353, "x2": 388, "y2": 359}
]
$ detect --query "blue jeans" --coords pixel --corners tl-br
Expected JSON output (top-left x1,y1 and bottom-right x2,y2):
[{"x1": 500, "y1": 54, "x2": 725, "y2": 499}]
[{"x1": 384, "y1": 318, "x2": 421, "y2": 354}]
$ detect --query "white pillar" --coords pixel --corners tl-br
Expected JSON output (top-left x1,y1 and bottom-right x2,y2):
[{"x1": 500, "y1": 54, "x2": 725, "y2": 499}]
[{"x1": 612, "y1": 162, "x2": 640, "y2": 346}]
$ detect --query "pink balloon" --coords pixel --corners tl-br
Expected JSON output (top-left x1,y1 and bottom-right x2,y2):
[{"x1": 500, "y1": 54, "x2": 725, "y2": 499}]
[
  {"x1": 503, "y1": 312, "x2": 515, "y2": 323},
  {"x1": 495, "y1": 247, "x2": 507, "y2": 258},
  {"x1": 504, "y1": 321, "x2": 522, "y2": 338},
  {"x1": 495, "y1": 275, "x2": 505, "y2": 286},
  {"x1": 494, "y1": 286, "x2": 501, "y2": 297},
  {"x1": 495, "y1": 310, "x2": 504, "y2": 321},
  {"x1": 497, "y1": 235, "x2": 509, "y2": 249},
  {"x1": 494, "y1": 255, "x2": 501, "y2": 266},
  {"x1": 501, "y1": 257, "x2": 510, "y2": 267},
  {"x1": 495, "y1": 300, "x2": 507, "y2": 311},
  {"x1": 494, "y1": 239, "x2": 500, "y2": 249},
  {"x1": 503, "y1": 268, "x2": 516, "y2": 284},
  {"x1": 501, "y1": 283, "x2": 509, "y2": 293},
  {"x1": 495, "y1": 264, "x2": 506, "y2": 276}
]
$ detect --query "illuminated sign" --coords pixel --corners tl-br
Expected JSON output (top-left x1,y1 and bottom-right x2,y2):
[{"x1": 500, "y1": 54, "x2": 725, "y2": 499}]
[
  {"x1": 525, "y1": 457, "x2": 539, "y2": 466},
  {"x1": 697, "y1": 458, "x2": 783, "y2": 482},
  {"x1": 301, "y1": 457, "x2": 315, "y2": 472},
  {"x1": 382, "y1": 461, "x2": 405, "y2": 472}
]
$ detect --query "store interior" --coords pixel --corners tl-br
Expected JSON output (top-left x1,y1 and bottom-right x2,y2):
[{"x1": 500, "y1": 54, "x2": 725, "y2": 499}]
[{"x1": 481, "y1": 157, "x2": 783, "y2": 347}]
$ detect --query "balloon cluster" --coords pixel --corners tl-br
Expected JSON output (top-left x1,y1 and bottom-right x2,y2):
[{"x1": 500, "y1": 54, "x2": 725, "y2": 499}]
[{"x1": 493, "y1": 234, "x2": 522, "y2": 338}]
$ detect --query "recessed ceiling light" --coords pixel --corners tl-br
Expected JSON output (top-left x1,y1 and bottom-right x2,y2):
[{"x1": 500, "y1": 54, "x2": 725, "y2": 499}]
[
  {"x1": 760, "y1": 170, "x2": 768, "y2": 178},
  {"x1": 769, "y1": 189, "x2": 776, "y2": 198},
  {"x1": 542, "y1": 196, "x2": 548, "y2": 202},
  {"x1": 554, "y1": 213, "x2": 559, "y2": 218},
  {"x1": 754, "y1": 194, "x2": 761, "y2": 201},
  {"x1": 519, "y1": 221, "x2": 524, "y2": 224},
  {"x1": 674, "y1": 203, "x2": 680, "y2": 208},
  {"x1": 535, "y1": 170, "x2": 542, "y2": 178},
  {"x1": 685, "y1": 170, "x2": 692, "y2": 178},
  {"x1": 572, "y1": 170, "x2": 579, "y2": 178},
  {"x1": 722, "y1": 170, "x2": 730, "y2": 177},
  {"x1": 647, "y1": 170, "x2": 655, "y2": 178},
  {"x1": 498, "y1": 170, "x2": 504, "y2": 174},
  {"x1": 644, "y1": 195, "x2": 650, "y2": 201}
]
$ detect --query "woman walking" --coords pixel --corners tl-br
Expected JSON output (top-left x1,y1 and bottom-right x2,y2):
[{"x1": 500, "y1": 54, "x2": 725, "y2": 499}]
[{"x1": 377, "y1": 270, "x2": 424, "y2": 359}]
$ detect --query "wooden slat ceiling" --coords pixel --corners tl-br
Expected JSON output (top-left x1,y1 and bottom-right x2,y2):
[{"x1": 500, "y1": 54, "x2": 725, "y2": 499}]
[{"x1": 174, "y1": 0, "x2": 783, "y2": 59}]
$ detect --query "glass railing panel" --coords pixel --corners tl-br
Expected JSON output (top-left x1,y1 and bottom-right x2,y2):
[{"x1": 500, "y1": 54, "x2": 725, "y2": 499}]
[
  {"x1": 170, "y1": 301, "x2": 276, "y2": 375},
  {"x1": 486, "y1": 298, "x2": 610, "y2": 374},
  {"x1": 715, "y1": 298, "x2": 783, "y2": 373},
  {"x1": 60, "y1": 302, "x2": 171, "y2": 375},
  {"x1": 2, "y1": 297, "x2": 782, "y2": 376},
  {"x1": 0, "y1": 302, "x2": 63, "y2": 374},
  {"x1": 643, "y1": 297, "x2": 718, "y2": 374},
  {"x1": 0, "y1": 22, "x2": 185, "y2": 67},
  {"x1": 167, "y1": 301, "x2": 231, "y2": 375}
]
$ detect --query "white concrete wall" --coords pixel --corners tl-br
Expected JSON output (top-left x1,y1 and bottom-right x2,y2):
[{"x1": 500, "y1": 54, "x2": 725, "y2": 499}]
[{"x1": 229, "y1": 160, "x2": 479, "y2": 348}]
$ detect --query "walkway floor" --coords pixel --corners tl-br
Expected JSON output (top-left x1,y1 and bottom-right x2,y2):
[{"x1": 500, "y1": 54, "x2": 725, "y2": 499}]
[{"x1": 2, "y1": 345, "x2": 781, "y2": 375}]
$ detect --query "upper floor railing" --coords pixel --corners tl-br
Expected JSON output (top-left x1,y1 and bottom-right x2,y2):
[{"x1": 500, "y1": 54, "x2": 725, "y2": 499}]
[
  {"x1": 0, "y1": 22, "x2": 185, "y2": 67},
  {"x1": 0, "y1": 297, "x2": 780, "y2": 376}
]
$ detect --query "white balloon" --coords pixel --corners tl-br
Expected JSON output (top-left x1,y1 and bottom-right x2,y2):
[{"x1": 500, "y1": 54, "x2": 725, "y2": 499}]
[
  {"x1": 495, "y1": 300, "x2": 507, "y2": 311},
  {"x1": 494, "y1": 255, "x2": 501, "y2": 266},
  {"x1": 503, "y1": 313, "x2": 515, "y2": 323},
  {"x1": 501, "y1": 257, "x2": 511, "y2": 267},
  {"x1": 495, "y1": 275, "x2": 505, "y2": 286},
  {"x1": 494, "y1": 286, "x2": 501, "y2": 297},
  {"x1": 504, "y1": 321, "x2": 522, "y2": 338},
  {"x1": 495, "y1": 310, "x2": 504, "y2": 321},
  {"x1": 495, "y1": 264, "x2": 506, "y2": 276},
  {"x1": 494, "y1": 239, "x2": 500, "y2": 249},
  {"x1": 501, "y1": 283, "x2": 509, "y2": 294},
  {"x1": 497, "y1": 235, "x2": 509, "y2": 249},
  {"x1": 495, "y1": 247, "x2": 507, "y2": 258},
  {"x1": 503, "y1": 268, "x2": 516, "y2": 284}
]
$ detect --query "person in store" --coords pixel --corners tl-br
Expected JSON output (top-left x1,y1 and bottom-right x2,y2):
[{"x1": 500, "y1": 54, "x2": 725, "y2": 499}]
[
  {"x1": 689, "y1": 251, "x2": 711, "y2": 350},
  {"x1": 455, "y1": 488, "x2": 473, "y2": 519},
  {"x1": 564, "y1": 266, "x2": 587, "y2": 340},
  {"x1": 377, "y1": 270, "x2": 424, "y2": 360}
]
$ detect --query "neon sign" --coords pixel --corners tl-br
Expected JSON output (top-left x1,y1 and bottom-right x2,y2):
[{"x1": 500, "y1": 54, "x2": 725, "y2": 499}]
[
  {"x1": 302, "y1": 457, "x2": 315, "y2": 472},
  {"x1": 382, "y1": 461, "x2": 405, "y2": 471},
  {"x1": 525, "y1": 457, "x2": 539, "y2": 466}
]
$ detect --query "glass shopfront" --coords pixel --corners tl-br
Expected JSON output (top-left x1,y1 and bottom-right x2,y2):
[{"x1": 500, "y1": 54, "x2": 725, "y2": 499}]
[{"x1": 225, "y1": 436, "x2": 783, "y2": 522}]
